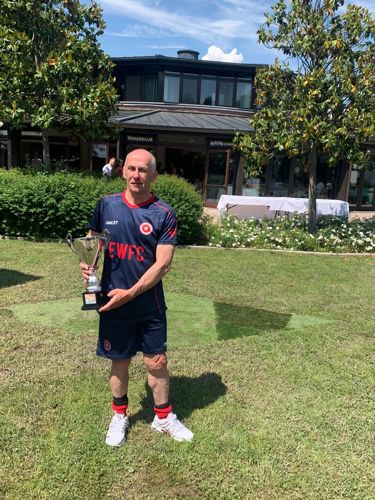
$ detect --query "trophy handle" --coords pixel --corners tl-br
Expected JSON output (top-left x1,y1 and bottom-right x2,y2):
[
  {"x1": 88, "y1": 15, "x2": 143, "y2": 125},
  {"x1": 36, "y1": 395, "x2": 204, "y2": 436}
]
[
  {"x1": 66, "y1": 233, "x2": 77, "y2": 255},
  {"x1": 91, "y1": 229, "x2": 110, "y2": 268},
  {"x1": 101, "y1": 229, "x2": 110, "y2": 251}
]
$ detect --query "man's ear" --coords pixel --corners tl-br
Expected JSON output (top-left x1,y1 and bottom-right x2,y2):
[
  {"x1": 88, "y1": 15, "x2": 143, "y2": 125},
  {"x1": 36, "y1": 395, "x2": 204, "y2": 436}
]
[{"x1": 152, "y1": 170, "x2": 158, "y2": 182}]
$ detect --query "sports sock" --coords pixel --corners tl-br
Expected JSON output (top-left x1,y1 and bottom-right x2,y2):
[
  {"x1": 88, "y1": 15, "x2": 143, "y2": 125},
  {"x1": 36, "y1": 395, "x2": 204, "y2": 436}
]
[
  {"x1": 154, "y1": 402, "x2": 172, "y2": 419},
  {"x1": 112, "y1": 394, "x2": 128, "y2": 415}
]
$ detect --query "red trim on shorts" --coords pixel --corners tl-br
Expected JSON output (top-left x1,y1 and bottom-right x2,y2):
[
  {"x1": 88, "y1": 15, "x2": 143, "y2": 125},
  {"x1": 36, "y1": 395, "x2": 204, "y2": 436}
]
[{"x1": 122, "y1": 192, "x2": 156, "y2": 208}]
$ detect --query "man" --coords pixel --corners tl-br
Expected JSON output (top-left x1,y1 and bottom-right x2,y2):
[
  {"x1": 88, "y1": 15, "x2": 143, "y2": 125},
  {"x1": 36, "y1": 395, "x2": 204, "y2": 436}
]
[
  {"x1": 102, "y1": 156, "x2": 116, "y2": 177},
  {"x1": 80, "y1": 149, "x2": 193, "y2": 447}
]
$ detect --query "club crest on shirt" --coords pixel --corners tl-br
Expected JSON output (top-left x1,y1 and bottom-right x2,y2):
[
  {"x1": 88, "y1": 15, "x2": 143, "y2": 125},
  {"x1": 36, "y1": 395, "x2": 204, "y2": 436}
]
[{"x1": 140, "y1": 222, "x2": 153, "y2": 235}]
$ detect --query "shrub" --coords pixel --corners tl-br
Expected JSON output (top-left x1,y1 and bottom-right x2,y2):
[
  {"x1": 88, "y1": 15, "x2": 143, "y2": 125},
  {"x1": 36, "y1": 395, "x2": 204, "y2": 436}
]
[
  {"x1": 207, "y1": 214, "x2": 375, "y2": 253},
  {"x1": 0, "y1": 170, "x2": 204, "y2": 244},
  {"x1": 152, "y1": 174, "x2": 204, "y2": 244}
]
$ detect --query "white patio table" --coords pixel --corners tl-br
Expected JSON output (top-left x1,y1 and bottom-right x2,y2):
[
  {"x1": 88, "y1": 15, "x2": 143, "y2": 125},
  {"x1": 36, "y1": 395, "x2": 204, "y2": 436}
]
[{"x1": 217, "y1": 195, "x2": 349, "y2": 219}]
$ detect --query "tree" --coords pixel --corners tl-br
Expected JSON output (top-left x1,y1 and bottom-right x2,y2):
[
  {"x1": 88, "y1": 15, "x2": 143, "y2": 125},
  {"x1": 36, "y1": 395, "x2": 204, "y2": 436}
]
[
  {"x1": 0, "y1": 0, "x2": 118, "y2": 167},
  {"x1": 234, "y1": 0, "x2": 375, "y2": 233}
]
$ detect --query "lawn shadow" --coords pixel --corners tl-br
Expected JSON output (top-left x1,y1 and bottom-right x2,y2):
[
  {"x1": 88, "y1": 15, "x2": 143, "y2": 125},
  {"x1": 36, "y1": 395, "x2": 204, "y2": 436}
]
[
  {"x1": 214, "y1": 302, "x2": 291, "y2": 340},
  {"x1": 130, "y1": 372, "x2": 227, "y2": 424},
  {"x1": 0, "y1": 268, "x2": 41, "y2": 289}
]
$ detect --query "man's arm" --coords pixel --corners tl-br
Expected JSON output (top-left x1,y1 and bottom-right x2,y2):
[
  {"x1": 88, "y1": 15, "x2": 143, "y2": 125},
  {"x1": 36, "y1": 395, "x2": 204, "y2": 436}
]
[{"x1": 98, "y1": 244, "x2": 175, "y2": 313}]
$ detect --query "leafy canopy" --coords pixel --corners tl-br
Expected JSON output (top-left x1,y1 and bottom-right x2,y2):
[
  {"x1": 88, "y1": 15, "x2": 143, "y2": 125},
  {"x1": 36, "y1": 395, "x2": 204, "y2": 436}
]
[
  {"x1": 235, "y1": 0, "x2": 375, "y2": 176},
  {"x1": 0, "y1": 0, "x2": 118, "y2": 140}
]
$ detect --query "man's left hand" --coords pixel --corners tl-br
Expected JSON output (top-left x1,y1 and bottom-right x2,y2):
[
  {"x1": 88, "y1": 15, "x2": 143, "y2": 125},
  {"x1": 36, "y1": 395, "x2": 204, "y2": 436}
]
[{"x1": 99, "y1": 289, "x2": 133, "y2": 312}]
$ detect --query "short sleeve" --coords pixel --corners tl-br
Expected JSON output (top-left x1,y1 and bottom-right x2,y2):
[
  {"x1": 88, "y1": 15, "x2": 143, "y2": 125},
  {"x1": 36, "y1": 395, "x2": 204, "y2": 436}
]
[
  {"x1": 158, "y1": 208, "x2": 177, "y2": 245},
  {"x1": 88, "y1": 199, "x2": 103, "y2": 233}
]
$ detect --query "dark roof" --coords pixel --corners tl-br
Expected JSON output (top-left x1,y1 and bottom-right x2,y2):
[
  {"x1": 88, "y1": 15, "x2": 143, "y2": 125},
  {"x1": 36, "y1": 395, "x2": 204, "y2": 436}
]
[
  {"x1": 113, "y1": 109, "x2": 252, "y2": 134},
  {"x1": 111, "y1": 54, "x2": 264, "y2": 72}
]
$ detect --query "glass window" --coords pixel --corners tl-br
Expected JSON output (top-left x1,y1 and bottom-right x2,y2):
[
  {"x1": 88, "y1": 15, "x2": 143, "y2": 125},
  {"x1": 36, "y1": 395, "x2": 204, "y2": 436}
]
[
  {"x1": 207, "y1": 151, "x2": 227, "y2": 185},
  {"x1": 143, "y1": 74, "x2": 157, "y2": 102},
  {"x1": 200, "y1": 79, "x2": 216, "y2": 105},
  {"x1": 0, "y1": 140, "x2": 8, "y2": 168},
  {"x1": 218, "y1": 79, "x2": 234, "y2": 107},
  {"x1": 290, "y1": 157, "x2": 308, "y2": 197},
  {"x1": 360, "y1": 160, "x2": 375, "y2": 207},
  {"x1": 206, "y1": 186, "x2": 226, "y2": 204},
  {"x1": 91, "y1": 143, "x2": 107, "y2": 173},
  {"x1": 271, "y1": 156, "x2": 291, "y2": 196},
  {"x1": 316, "y1": 155, "x2": 335, "y2": 199},
  {"x1": 348, "y1": 164, "x2": 359, "y2": 205},
  {"x1": 181, "y1": 77, "x2": 198, "y2": 104},
  {"x1": 242, "y1": 167, "x2": 266, "y2": 196},
  {"x1": 126, "y1": 75, "x2": 141, "y2": 101},
  {"x1": 164, "y1": 74, "x2": 180, "y2": 103},
  {"x1": 235, "y1": 81, "x2": 252, "y2": 108}
]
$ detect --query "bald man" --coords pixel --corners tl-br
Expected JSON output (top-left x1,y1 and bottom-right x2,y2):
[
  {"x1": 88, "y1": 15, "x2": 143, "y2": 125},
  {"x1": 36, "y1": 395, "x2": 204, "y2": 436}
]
[{"x1": 80, "y1": 149, "x2": 193, "y2": 446}]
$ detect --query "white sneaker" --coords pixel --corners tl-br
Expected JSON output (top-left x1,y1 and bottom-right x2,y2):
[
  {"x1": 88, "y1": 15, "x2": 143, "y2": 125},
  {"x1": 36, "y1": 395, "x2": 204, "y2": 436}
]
[
  {"x1": 105, "y1": 413, "x2": 129, "y2": 447},
  {"x1": 151, "y1": 412, "x2": 194, "y2": 442}
]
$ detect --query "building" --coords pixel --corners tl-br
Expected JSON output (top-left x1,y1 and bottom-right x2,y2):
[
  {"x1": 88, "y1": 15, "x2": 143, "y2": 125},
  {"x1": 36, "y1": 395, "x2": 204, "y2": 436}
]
[
  {"x1": 1, "y1": 50, "x2": 375, "y2": 211},
  {"x1": 96, "y1": 49, "x2": 258, "y2": 206},
  {"x1": 110, "y1": 50, "x2": 375, "y2": 210}
]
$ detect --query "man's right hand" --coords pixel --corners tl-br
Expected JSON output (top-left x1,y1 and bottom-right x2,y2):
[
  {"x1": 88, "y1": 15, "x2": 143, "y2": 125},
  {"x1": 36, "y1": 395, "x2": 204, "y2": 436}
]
[{"x1": 79, "y1": 261, "x2": 94, "y2": 283}]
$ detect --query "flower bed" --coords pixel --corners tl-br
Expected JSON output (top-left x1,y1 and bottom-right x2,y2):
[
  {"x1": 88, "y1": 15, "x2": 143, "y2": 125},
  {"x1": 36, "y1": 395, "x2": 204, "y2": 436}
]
[{"x1": 207, "y1": 214, "x2": 375, "y2": 253}]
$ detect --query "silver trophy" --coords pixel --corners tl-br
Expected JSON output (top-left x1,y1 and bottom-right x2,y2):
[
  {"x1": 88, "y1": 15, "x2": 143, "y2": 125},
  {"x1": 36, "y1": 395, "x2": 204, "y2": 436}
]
[{"x1": 66, "y1": 229, "x2": 110, "y2": 310}]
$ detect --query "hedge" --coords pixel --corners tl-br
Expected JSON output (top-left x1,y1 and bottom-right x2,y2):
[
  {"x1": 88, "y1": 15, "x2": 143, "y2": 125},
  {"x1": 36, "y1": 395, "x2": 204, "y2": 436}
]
[{"x1": 0, "y1": 169, "x2": 204, "y2": 244}]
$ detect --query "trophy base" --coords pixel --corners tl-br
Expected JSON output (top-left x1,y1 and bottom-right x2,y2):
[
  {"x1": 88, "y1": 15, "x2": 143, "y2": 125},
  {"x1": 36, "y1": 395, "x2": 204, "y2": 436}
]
[{"x1": 82, "y1": 291, "x2": 103, "y2": 311}]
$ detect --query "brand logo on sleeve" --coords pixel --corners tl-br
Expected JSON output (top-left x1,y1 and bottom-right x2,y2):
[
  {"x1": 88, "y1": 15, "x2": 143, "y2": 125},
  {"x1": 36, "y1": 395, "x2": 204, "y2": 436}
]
[{"x1": 140, "y1": 222, "x2": 153, "y2": 235}]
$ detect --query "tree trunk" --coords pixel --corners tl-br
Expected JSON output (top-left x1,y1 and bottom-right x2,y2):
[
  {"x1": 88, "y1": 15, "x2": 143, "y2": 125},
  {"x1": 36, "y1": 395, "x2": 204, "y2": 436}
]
[
  {"x1": 42, "y1": 129, "x2": 50, "y2": 167},
  {"x1": 307, "y1": 144, "x2": 317, "y2": 234}
]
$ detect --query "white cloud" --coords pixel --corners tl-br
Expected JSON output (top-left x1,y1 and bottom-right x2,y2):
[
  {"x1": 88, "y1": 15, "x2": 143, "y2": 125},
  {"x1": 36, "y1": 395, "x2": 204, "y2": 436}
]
[
  {"x1": 202, "y1": 45, "x2": 244, "y2": 63},
  {"x1": 108, "y1": 23, "x2": 163, "y2": 38},
  {"x1": 146, "y1": 44, "x2": 185, "y2": 49},
  {"x1": 101, "y1": 0, "x2": 257, "y2": 43}
]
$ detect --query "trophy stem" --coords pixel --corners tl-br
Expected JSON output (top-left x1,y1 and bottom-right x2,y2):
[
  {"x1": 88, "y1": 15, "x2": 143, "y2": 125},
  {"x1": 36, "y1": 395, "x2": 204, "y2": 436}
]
[{"x1": 87, "y1": 268, "x2": 102, "y2": 293}]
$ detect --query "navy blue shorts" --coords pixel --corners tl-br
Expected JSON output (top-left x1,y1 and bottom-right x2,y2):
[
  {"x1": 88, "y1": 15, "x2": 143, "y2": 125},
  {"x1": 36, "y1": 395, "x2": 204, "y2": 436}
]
[{"x1": 97, "y1": 310, "x2": 167, "y2": 360}]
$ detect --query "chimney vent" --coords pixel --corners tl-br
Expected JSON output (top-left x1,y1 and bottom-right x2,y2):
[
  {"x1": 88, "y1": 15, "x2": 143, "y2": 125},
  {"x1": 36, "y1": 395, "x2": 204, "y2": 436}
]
[{"x1": 177, "y1": 49, "x2": 199, "y2": 60}]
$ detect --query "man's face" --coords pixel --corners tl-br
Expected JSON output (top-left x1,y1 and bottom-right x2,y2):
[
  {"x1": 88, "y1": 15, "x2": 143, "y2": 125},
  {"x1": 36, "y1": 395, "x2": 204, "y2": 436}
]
[
  {"x1": 124, "y1": 150, "x2": 157, "y2": 195},
  {"x1": 109, "y1": 158, "x2": 116, "y2": 166}
]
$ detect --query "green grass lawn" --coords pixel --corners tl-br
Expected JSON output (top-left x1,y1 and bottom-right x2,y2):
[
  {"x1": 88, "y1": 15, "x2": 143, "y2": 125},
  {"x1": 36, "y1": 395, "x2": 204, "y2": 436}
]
[{"x1": 0, "y1": 240, "x2": 374, "y2": 499}]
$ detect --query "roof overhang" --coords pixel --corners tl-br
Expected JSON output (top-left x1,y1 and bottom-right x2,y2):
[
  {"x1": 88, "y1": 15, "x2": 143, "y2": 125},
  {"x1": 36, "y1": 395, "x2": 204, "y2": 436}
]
[{"x1": 112, "y1": 108, "x2": 253, "y2": 134}]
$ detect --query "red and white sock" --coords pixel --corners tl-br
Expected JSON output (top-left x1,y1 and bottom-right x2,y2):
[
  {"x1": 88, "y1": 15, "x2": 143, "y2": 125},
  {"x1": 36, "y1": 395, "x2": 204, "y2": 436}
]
[{"x1": 154, "y1": 402, "x2": 172, "y2": 419}]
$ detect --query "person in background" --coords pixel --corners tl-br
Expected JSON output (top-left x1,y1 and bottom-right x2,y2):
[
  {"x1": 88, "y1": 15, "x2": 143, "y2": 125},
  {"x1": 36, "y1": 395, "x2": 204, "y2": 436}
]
[
  {"x1": 31, "y1": 152, "x2": 42, "y2": 167},
  {"x1": 102, "y1": 157, "x2": 116, "y2": 177}
]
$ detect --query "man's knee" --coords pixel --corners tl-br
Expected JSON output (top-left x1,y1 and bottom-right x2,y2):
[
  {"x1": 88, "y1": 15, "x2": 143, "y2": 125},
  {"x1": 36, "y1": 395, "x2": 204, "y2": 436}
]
[
  {"x1": 111, "y1": 357, "x2": 131, "y2": 375},
  {"x1": 143, "y1": 353, "x2": 168, "y2": 373}
]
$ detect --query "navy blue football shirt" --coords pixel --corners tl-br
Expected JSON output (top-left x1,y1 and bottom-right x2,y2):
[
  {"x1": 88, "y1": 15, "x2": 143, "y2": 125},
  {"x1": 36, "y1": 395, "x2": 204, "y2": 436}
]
[{"x1": 89, "y1": 192, "x2": 177, "y2": 320}]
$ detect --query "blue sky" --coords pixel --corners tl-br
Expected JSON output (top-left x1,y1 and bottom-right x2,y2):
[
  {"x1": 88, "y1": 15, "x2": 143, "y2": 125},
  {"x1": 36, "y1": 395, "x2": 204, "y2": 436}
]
[{"x1": 85, "y1": 0, "x2": 375, "y2": 64}]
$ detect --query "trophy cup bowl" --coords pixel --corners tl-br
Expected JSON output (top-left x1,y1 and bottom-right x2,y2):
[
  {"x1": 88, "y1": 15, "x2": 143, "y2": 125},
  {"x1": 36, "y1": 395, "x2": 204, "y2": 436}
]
[{"x1": 66, "y1": 229, "x2": 110, "y2": 311}]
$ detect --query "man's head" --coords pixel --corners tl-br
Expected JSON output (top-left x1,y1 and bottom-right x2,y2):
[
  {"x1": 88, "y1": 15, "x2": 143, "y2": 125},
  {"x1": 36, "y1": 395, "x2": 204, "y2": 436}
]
[
  {"x1": 109, "y1": 157, "x2": 116, "y2": 166},
  {"x1": 124, "y1": 149, "x2": 157, "y2": 199}
]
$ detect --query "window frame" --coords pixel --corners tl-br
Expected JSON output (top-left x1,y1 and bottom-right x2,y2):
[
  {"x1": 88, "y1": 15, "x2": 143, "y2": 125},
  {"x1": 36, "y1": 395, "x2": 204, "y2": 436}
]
[
  {"x1": 180, "y1": 74, "x2": 199, "y2": 104},
  {"x1": 235, "y1": 79, "x2": 253, "y2": 109},
  {"x1": 163, "y1": 72, "x2": 181, "y2": 103},
  {"x1": 199, "y1": 76, "x2": 217, "y2": 106},
  {"x1": 217, "y1": 77, "x2": 235, "y2": 107}
]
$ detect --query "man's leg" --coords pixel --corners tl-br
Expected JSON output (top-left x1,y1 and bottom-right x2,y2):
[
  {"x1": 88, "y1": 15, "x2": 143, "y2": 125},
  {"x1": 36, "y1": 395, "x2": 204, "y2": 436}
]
[
  {"x1": 110, "y1": 358, "x2": 132, "y2": 398},
  {"x1": 144, "y1": 353, "x2": 193, "y2": 442},
  {"x1": 106, "y1": 358, "x2": 132, "y2": 447},
  {"x1": 143, "y1": 353, "x2": 169, "y2": 405}
]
